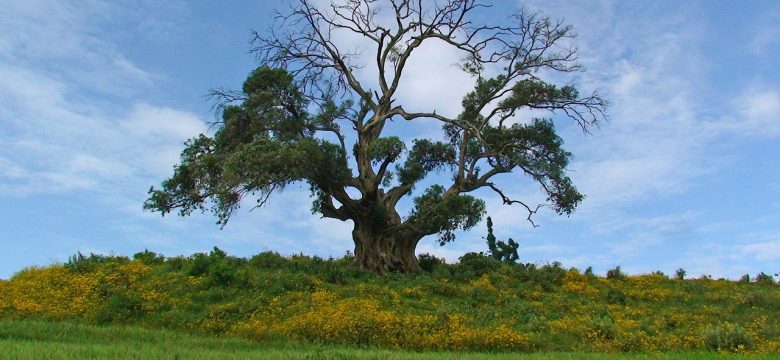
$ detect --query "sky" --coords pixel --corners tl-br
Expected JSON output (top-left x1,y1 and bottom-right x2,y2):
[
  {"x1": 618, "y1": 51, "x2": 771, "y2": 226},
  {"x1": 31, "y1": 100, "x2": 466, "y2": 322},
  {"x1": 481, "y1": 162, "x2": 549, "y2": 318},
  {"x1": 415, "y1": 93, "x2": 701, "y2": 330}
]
[{"x1": 1, "y1": 0, "x2": 779, "y2": 280}]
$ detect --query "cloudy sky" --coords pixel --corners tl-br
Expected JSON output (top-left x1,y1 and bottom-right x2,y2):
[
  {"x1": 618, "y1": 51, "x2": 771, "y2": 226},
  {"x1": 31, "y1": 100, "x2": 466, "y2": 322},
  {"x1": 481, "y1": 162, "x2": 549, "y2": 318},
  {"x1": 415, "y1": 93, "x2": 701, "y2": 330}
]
[{"x1": 1, "y1": 0, "x2": 778, "y2": 279}]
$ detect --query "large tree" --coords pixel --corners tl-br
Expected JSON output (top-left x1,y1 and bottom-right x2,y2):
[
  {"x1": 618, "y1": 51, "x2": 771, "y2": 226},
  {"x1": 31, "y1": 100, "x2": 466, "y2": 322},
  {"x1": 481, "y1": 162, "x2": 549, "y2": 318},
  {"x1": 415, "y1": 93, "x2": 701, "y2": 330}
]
[{"x1": 145, "y1": 0, "x2": 606, "y2": 274}]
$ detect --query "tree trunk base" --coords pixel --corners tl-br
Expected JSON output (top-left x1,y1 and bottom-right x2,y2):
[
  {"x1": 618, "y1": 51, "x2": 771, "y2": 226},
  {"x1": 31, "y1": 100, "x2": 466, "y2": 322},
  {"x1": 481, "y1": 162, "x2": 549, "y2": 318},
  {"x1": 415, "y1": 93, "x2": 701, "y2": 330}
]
[{"x1": 352, "y1": 228, "x2": 422, "y2": 274}]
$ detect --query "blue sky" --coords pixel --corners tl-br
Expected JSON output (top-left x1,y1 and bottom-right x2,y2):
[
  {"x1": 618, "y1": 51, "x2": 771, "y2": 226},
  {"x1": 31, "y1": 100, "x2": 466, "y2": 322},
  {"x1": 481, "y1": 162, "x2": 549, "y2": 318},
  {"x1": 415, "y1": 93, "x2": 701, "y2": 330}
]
[{"x1": 1, "y1": 0, "x2": 779, "y2": 280}]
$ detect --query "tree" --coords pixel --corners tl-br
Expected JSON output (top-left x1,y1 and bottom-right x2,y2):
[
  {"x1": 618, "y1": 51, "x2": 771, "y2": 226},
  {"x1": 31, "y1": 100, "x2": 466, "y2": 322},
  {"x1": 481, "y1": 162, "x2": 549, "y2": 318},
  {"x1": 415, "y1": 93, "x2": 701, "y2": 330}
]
[
  {"x1": 144, "y1": 0, "x2": 606, "y2": 274},
  {"x1": 485, "y1": 217, "x2": 518, "y2": 262}
]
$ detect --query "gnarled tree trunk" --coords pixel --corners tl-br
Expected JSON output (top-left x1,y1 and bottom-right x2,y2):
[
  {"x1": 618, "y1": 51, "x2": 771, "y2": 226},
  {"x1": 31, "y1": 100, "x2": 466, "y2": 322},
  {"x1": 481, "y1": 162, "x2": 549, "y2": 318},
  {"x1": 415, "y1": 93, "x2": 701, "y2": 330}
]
[{"x1": 351, "y1": 218, "x2": 423, "y2": 274}]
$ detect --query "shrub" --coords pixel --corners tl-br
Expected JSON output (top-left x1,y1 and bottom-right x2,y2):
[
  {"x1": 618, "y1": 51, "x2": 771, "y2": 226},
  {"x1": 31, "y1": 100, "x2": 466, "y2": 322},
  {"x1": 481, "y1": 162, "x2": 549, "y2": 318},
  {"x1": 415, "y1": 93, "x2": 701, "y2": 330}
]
[
  {"x1": 584, "y1": 266, "x2": 594, "y2": 276},
  {"x1": 455, "y1": 252, "x2": 501, "y2": 278},
  {"x1": 249, "y1": 251, "x2": 287, "y2": 269},
  {"x1": 606, "y1": 266, "x2": 625, "y2": 280},
  {"x1": 703, "y1": 323, "x2": 754, "y2": 352},
  {"x1": 606, "y1": 288, "x2": 627, "y2": 305},
  {"x1": 186, "y1": 253, "x2": 211, "y2": 277},
  {"x1": 588, "y1": 314, "x2": 616, "y2": 340},
  {"x1": 133, "y1": 249, "x2": 165, "y2": 265},
  {"x1": 65, "y1": 252, "x2": 127, "y2": 273},
  {"x1": 95, "y1": 292, "x2": 145, "y2": 324},
  {"x1": 755, "y1": 272, "x2": 776, "y2": 285},
  {"x1": 675, "y1": 268, "x2": 686, "y2": 280},
  {"x1": 417, "y1": 253, "x2": 444, "y2": 273},
  {"x1": 537, "y1": 262, "x2": 567, "y2": 289},
  {"x1": 651, "y1": 271, "x2": 667, "y2": 278},
  {"x1": 739, "y1": 274, "x2": 751, "y2": 284}
]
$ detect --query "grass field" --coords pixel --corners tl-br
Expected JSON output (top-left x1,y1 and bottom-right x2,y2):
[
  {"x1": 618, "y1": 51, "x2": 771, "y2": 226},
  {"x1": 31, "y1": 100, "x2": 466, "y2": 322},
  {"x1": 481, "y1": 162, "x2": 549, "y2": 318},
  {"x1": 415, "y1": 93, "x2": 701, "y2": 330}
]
[{"x1": 0, "y1": 320, "x2": 775, "y2": 360}]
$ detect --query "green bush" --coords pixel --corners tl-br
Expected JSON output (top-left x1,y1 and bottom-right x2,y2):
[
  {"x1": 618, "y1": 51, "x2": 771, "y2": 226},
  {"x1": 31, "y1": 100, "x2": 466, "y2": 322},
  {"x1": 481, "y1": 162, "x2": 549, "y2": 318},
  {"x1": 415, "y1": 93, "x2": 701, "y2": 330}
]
[
  {"x1": 455, "y1": 252, "x2": 502, "y2": 278},
  {"x1": 606, "y1": 266, "x2": 625, "y2": 280},
  {"x1": 95, "y1": 292, "x2": 145, "y2": 324},
  {"x1": 133, "y1": 249, "x2": 165, "y2": 265},
  {"x1": 65, "y1": 252, "x2": 128, "y2": 273},
  {"x1": 417, "y1": 253, "x2": 444, "y2": 273},
  {"x1": 606, "y1": 288, "x2": 627, "y2": 305},
  {"x1": 755, "y1": 272, "x2": 776, "y2": 285},
  {"x1": 675, "y1": 268, "x2": 686, "y2": 280},
  {"x1": 249, "y1": 251, "x2": 288, "y2": 269},
  {"x1": 703, "y1": 323, "x2": 754, "y2": 352}
]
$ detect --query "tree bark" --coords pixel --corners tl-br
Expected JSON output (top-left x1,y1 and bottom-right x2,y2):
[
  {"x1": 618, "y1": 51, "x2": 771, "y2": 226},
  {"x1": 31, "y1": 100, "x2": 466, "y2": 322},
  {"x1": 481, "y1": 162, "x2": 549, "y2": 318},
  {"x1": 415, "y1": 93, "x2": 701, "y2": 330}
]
[{"x1": 351, "y1": 219, "x2": 423, "y2": 274}]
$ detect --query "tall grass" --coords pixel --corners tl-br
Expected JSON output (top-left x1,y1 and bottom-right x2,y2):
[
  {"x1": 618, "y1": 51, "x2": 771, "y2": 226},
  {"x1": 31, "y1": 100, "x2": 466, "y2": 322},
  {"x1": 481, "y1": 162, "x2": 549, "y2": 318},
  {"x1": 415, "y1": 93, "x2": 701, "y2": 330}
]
[{"x1": 0, "y1": 320, "x2": 776, "y2": 360}]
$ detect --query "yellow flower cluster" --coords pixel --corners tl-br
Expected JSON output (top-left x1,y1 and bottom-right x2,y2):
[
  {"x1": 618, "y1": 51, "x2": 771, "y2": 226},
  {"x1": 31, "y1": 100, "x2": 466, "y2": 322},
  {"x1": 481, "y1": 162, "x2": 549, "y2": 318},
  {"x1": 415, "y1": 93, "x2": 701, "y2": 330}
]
[
  {"x1": 0, "y1": 267, "x2": 99, "y2": 319},
  {"x1": 0, "y1": 261, "x2": 173, "y2": 322},
  {"x1": 232, "y1": 289, "x2": 530, "y2": 351}
]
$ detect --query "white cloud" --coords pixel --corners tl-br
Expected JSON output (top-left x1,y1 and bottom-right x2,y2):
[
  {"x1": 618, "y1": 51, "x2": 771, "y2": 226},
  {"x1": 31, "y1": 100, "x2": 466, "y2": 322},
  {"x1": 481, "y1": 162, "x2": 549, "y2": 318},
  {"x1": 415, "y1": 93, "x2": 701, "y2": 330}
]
[
  {"x1": 734, "y1": 88, "x2": 780, "y2": 137},
  {"x1": 740, "y1": 240, "x2": 780, "y2": 261},
  {"x1": 0, "y1": 1, "x2": 206, "y2": 197}
]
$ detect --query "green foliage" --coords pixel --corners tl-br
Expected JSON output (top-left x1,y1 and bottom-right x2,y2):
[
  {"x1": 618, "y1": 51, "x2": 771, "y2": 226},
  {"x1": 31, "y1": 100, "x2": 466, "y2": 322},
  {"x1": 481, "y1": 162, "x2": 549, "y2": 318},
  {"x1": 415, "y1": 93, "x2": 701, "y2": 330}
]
[
  {"x1": 4, "y1": 249, "x2": 780, "y2": 353},
  {"x1": 485, "y1": 217, "x2": 519, "y2": 263},
  {"x1": 409, "y1": 185, "x2": 485, "y2": 245},
  {"x1": 417, "y1": 253, "x2": 445, "y2": 273},
  {"x1": 144, "y1": 67, "x2": 350, "y2": 227},
  {"x1": 703, "y1": 323, "x2": 754, "y2": 352},
  {"x1": 184, "y1": 247, "x2": 245, "y2": 286},
  {"x1": 754, "y1": 272, "x2": 776, "y2": 285},
  {"x1": 366, "y1": 137, "x2": 405, "y2": 166},
  {"x1": 606, "y1": 288, "x2": 628, "y2": 305},
  {"x1": 606, "y1": 266, "x2": 626, "y2": 280},
  {"x1": 6, "y1": 320, "x2": 778, "y2": 360},
  {"x1": 95, "y1": 292, "x2": 145, "y2": 325},
  {"x1": 676, "y1": 268, "x2": 687, "y2": 280},
  {"x1": 396, "y1": 140, "x2": 456, "y2": 186},
  {"x1": 133, "y1": 249, "x2": 165, "y2": 265},
  {"x1": 455, "y1": 252, "x2": 502, "y2": 277},
  {"x1": 65, "y1": 252, "x2": 128, "y2": 273}
]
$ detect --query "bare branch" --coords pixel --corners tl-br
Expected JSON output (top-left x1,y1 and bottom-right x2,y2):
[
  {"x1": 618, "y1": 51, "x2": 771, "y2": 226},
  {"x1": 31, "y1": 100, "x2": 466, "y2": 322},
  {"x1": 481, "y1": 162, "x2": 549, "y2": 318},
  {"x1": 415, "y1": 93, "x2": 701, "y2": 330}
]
[{"x1": 485, "y1": 183, "x2": 543, "y2": 227}]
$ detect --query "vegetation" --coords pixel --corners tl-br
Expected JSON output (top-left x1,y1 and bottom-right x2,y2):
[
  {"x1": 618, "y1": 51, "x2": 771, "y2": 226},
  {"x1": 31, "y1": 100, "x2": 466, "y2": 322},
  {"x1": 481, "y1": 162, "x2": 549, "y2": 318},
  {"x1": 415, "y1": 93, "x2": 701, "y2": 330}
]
[
  {"x1": 485, "y1": 217, "x2": 519, "y2": 262},
  {"x1": 1, "y1": 249, "x2": 778, "y2": 354},
  {"x1": 2, "y1": 320, "x2": 778, "y2": 360},
  {"x1": 144, "y1": 0, "x2": 607, "y2": 274}
]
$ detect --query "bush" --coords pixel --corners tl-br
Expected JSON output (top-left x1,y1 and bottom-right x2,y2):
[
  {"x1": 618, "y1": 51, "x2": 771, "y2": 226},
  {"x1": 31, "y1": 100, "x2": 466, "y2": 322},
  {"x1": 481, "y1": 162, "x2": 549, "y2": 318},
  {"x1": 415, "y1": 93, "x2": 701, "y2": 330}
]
[
  {"x1": 675, "y1": 268, "x2": 686, "y2": 280},
  {"x1": 755, "y1": 272, "x2": 776, "y2": 285},
  {"x1": 65, "y1": 252, "x2": 128, "y2": 273},
  {"x1": 133, "y1": 249, "x2": 165, "y2": 265},
  {"x1": 417, "y1": 253, "x2": 444, "y2": 273},
  {"x1": 95, "y1": 292, "x2": 145, "y2": 324},
  {"x1": 606, "y1": 288, "x2": 627, "y2": 305},
  {"x1": 249, "y1": 251, "x2": 288, "y2": 269},
  {"x1": 589, "y1": 314, "x2": 616, "y2": 340},
  {"x1": 703, "y1": 323, "x2": 754, "y2": 352},
  {"x1": 606, "y1": 266, "x2": 625, "y2": 280},
  {"x1": 455, "y1": 252, "x2": 501, "y2": 278}
]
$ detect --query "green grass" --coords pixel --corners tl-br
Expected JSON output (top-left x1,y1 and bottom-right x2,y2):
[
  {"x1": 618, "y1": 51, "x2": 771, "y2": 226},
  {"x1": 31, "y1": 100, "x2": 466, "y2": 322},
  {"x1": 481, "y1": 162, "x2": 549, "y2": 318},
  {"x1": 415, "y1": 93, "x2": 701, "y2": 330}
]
[{"x1": 0, "y1": 319, "x2": 774, "y2": 360}]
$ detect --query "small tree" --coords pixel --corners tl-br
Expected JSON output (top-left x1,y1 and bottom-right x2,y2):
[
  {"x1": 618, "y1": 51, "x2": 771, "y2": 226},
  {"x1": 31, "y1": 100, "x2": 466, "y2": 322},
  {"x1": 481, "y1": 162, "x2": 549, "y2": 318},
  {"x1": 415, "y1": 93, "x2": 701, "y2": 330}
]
[
  {"x1": 145, "y1": 0, "x2": 606, "y2": 274},
  {"x1": 485, "y1": 217, "x2": 518, "y2": 262},
  {"x1": 675, "y1": 268, "x2": 686, "y2": 280}
]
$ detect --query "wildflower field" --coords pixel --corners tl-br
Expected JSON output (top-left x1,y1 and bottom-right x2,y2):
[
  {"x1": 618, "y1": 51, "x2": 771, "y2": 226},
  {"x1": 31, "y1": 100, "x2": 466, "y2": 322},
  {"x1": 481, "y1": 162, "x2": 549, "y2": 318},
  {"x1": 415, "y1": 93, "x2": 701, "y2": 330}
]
[{"x1": 0, "y1": 249, "x2": 778, "y2": 356}]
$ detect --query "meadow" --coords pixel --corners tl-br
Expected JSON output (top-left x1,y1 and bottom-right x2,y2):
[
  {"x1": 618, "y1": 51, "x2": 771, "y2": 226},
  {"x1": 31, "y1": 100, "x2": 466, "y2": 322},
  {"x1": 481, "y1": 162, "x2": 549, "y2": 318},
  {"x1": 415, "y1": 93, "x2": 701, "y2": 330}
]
[
  {"x1": 0, "y1": 249, "x2": 778, "y2": 357},
  {"x1": 1, "y1": 320, "x2": 776, "y2": 360}
]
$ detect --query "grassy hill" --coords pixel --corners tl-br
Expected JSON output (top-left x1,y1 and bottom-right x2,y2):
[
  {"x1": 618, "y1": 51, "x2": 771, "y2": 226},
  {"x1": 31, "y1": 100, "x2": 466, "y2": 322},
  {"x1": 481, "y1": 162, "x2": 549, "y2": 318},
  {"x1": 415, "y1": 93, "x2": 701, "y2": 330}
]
[{"x1": 0, "y1": 249, "x2": 778, "y2": 355}]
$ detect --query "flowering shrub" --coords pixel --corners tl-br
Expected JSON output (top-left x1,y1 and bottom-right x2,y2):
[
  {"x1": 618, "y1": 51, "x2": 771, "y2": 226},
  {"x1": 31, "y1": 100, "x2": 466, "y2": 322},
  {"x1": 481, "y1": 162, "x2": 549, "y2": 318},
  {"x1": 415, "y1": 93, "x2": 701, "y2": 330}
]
[{"x1": 0, "y1": 251, "x2": 778, "y2": 353}]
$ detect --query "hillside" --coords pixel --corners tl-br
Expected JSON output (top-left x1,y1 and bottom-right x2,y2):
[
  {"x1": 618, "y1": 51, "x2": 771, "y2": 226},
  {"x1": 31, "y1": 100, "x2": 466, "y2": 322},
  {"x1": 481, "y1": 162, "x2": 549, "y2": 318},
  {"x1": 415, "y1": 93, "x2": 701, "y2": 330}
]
[{"x1": 0, "y1": 249, "x2": 778, "y2": 354}]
